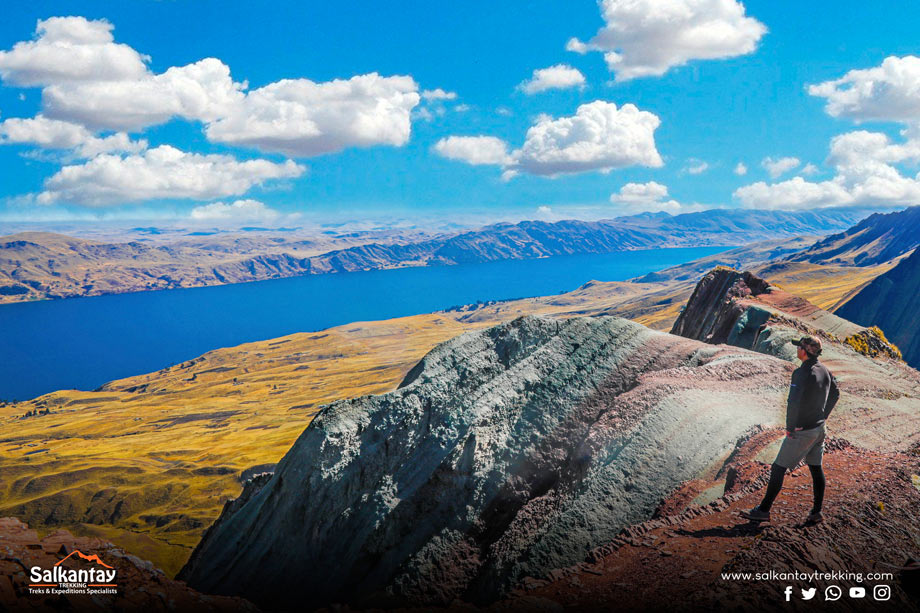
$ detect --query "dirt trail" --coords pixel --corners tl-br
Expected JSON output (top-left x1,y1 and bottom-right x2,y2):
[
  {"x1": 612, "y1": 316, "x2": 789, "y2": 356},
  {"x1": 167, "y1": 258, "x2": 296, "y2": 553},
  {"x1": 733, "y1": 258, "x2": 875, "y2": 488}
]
[{"x1": 499, "y1": 437, "x2": 920, "y2": 612}]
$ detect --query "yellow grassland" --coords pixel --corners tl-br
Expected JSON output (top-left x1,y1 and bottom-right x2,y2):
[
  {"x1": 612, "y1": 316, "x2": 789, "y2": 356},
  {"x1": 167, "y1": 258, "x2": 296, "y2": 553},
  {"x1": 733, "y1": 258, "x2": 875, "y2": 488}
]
[{"x1": 753, "y1": 260, "x2": 899, "y2": 311}]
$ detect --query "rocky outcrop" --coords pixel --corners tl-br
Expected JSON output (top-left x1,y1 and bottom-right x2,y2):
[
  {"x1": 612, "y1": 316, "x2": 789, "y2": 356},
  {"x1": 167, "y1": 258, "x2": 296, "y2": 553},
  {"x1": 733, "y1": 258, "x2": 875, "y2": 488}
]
[
  {"x1": 843, "y1": 326, "x2": 904, "y2": 361},
  {"x1": 670, "y1": 268, "x2": 774, "y2": 345},
  {"x1": 670, "y1": 267, "x2": 900, "y2": 360},
  {"x1": 180, "y1": 315, "x2": 791, "y2": 608},
  {"x1": 671, "y1": 268, "x2": 920, "y2": 451},
  {"x1": 837, "y1": 247, "x2": 920, "y2": 368}
]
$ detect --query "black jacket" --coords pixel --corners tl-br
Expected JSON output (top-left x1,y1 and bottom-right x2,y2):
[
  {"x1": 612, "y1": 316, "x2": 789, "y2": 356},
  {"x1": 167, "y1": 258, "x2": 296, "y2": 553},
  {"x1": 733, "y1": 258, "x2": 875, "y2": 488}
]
[{"x1": 786, "y1": 357, "x2": 839, "y2": 431}]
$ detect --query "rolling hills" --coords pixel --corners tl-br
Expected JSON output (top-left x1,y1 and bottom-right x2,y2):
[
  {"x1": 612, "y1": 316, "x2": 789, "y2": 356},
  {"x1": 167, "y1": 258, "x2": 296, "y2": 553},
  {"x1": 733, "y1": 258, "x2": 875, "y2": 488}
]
[
  {"x1": 0, "y1": 207, "x2": 880, "y2": 304},
  {"x1": 786, "y1": 205, "x2": 920, "y2": 266}
]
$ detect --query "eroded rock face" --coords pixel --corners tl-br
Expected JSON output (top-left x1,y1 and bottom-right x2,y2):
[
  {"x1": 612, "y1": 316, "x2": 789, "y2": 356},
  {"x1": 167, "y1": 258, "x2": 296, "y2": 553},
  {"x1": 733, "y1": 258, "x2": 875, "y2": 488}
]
[
  {"x1": 669, "y1": 268, "x2": 770, "y2": 345},
  {"x1": 671, "y1": 268, "x2": 920, "y2": 452},
  {"x1": 671, "y1": 267, "x2": 878, "y2": 358},
  {"x1": 180, "y1": 315, "x2": 789, "y2": 608}
]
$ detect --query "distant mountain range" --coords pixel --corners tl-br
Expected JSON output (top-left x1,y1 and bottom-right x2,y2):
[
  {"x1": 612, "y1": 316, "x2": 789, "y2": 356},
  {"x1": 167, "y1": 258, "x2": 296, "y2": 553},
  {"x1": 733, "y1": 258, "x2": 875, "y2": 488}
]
[
  {"x1": 738, "y1": 205, "x2": 920, "y2": 367},
  {"x1": 0, "y1": 207, "x2": 883, "y2": 303},
  {"x1": 786, "y1": 206, "x2": 920, "y2": 266}
]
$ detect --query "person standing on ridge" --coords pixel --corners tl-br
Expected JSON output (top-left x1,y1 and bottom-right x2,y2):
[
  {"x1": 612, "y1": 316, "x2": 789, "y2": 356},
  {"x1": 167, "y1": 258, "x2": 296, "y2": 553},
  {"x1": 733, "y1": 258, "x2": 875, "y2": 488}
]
[{"x1": 741, "y1": 336, "x2": 839, "y2": 524}]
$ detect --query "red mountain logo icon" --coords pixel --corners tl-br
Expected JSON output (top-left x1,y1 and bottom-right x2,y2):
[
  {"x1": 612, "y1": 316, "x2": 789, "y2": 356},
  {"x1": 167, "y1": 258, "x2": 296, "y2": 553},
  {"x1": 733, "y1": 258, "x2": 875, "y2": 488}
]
[{"x1": 55, "y1": 550, "x2": 114, "y2": 569}]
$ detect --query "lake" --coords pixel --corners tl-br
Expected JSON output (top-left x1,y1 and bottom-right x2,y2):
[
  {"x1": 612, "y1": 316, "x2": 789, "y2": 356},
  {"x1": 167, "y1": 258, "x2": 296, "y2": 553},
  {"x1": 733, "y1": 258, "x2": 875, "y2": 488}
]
[{"x1": 0, "y1": 246, "x2": 729, "y2": 400}]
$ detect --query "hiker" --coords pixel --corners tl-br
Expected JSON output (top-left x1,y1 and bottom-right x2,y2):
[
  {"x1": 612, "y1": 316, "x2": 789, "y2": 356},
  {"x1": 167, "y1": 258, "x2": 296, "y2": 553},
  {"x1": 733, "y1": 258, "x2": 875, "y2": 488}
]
[{"x1": 741, "y1": 336, "x2": 840, "y2": 524}]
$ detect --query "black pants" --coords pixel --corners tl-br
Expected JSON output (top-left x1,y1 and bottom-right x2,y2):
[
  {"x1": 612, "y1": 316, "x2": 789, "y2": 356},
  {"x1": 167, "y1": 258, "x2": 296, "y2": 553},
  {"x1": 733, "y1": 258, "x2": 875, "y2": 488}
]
[{"x1": 758, "y1": 463, "x2": 825, "y2": 513}]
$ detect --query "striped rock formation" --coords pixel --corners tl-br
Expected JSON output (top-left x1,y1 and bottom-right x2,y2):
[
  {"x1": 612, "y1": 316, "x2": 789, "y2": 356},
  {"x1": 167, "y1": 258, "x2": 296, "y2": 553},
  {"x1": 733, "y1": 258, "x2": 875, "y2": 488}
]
[
  {"x1": 671, "y1": 267, "x2": 920, "y2": 452},
  {"x1": 180, "y1": 315, "x2": 789, "y2": 608}
]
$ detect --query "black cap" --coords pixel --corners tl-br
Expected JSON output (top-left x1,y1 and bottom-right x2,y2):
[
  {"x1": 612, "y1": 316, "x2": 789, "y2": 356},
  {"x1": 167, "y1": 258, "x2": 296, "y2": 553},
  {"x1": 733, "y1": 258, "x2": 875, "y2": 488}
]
[{"x1": 792, "y1": 335, "x2": 822, "y2": 356}]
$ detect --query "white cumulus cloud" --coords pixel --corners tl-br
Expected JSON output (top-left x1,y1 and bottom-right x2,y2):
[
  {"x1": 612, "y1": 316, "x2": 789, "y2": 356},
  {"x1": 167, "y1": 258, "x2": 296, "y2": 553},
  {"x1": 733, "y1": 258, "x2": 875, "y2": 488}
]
[
  {"x1": 610, "y1": 181, "x2": 670, "y2": 203},
  {"x1": 565, "y1": 38, "x2": 590, "y2": 54},
  {"x1": 762, "y1": 156, "x2": 800, "y2": 178},
  {"x1": 42, "y1": 57, "x2": 245, "y2": 132},
  {"x1": 433, "y1": 136, "x2": 512, "y2": 166},
  {"x1": 514, "y1": 101, "x2": 663, "y2": 176},
  {"x1": 536, "y1": 205, "x2": 554, "y2": 219},
  {"x1": 0, "y1": 17, "x2": 421, "y2": 156},
  {"x1": 204, "y1": 73, "x2": 419, "y2": 157},
  {"x1": 434, "y1": 101, "x2": 662, "y2": 177},
  {"x1": 0, "y1": 18, "x2": 245, "y2": 132},
  {"x1": 685, "y1": 159, "x2": 709, "y2": 175},
  {"x1": 520, "y1": 64, "x2": 586, "y2": 94},
  {"x1": 734, "y1": 131, "x2": 920, "y2": 209},
  {"x1": 0, "y1": 16, "x2": 148, "y2": 86},
  {"x1": 0, "y1": 115, "x2": 146, "y2": 157},
  {"x1": 421, "y1": 88, "x2": 457, "y2": 101},
  {"x1": 808, "y1": 56, "x2": 920, "y2": 123},
  {"x1": 734, "y1": 161, "x2": 748, "y2": 175},
  {"x1": 610, "y1": 180, "x2": 704, "y2": 213},
  {"x1": 189, "y1": 199, "x2": 281, "y2": 222},
  {"x1": 37, "y1": 145, "x2": 304, "y2": 206},
  {"x1": 569, "y1": 0, "x2": 767, "y2": 81},
  {"x1": 734, "y1": 177, "x2": 849, "y2": 210}
]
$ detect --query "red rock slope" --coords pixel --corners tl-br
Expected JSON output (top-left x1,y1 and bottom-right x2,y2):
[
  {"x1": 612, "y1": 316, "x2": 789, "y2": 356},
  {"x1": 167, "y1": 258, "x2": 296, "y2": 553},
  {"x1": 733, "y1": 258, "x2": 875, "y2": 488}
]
[{"x1": 499, "y1": 435, "x2": 920, "y2": 611}]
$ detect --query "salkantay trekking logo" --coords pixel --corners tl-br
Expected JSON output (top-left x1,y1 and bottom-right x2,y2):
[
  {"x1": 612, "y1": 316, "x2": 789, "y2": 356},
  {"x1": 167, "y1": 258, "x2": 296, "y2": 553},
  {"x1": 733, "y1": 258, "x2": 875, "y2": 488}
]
[{"x1": 29, "y1": 550, "x2": 118, "y2": 596}]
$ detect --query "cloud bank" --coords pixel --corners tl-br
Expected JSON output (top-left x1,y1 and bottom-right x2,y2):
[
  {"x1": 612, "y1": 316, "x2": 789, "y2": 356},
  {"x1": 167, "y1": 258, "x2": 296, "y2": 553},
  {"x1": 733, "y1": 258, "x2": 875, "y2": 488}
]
[
  {"x1": 609, "y1": 180, "x2": 704, "y2": 213},
  {"x1": 0, "y1": 16, "x2": 425, "y2": 209},
  {"x1": 736, "y1": 56, "x2": 920, "y2": 209},
  {"x1": 37, "y1": 145, "x2": 304, "y2": 206},
  {"x1": 808, "y1": 55, "x2": 920, "y2": 123},
  {"x1": 0, "y1": 115, "x2": 146, "y2": 158},
  {"x1": 189, "y1": 199, "x2": 282, "y2": 222},
  {"x1": 762, "y1": 156, "x2": 800, "y2": 179}
]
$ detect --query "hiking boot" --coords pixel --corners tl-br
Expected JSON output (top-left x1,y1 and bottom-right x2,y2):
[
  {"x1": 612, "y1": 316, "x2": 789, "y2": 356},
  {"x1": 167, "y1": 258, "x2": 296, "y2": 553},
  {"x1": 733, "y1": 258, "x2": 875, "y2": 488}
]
[
  {"x1": 805, "y1": 510, "x2": 824, "y2": 524},
  {"x1": 740, "y1": 506, "x2": 770, "y2": 522}
]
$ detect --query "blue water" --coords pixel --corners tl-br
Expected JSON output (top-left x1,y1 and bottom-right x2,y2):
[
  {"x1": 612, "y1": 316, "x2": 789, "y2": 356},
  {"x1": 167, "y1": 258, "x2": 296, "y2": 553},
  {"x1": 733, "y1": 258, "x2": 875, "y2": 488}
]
[{"x1": 0, "y1": 246, "x2": 729, "y2": 400}]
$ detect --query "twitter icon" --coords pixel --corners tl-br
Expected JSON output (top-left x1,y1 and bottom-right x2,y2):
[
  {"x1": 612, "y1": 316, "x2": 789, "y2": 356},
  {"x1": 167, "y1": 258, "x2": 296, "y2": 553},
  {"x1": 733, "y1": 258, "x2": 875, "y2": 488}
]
[{"x1": 801, "y1": 587, "x2": 817, "y2": 600}]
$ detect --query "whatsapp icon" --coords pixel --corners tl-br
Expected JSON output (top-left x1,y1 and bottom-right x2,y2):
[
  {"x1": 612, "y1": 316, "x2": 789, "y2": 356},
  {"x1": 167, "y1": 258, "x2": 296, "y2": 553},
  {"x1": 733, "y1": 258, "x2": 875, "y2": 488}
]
[{"x1": 825, "y1": 585, "x2": 842, "y2": 601}]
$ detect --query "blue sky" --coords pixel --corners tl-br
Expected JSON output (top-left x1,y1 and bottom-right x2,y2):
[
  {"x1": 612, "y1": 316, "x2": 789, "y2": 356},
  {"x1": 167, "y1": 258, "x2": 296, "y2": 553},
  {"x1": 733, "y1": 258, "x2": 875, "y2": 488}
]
[{"x1": 1, "y1": 1, "x2": 920, "y2": 227}]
